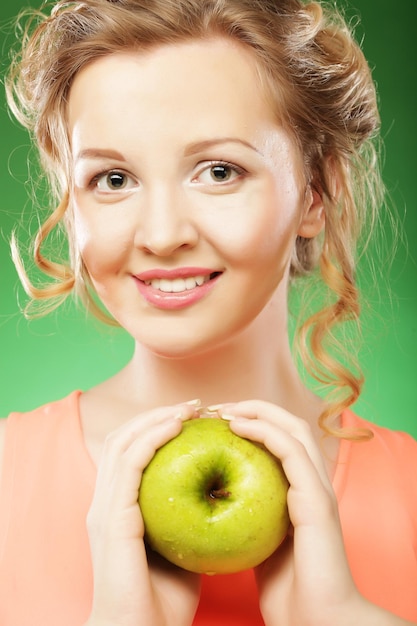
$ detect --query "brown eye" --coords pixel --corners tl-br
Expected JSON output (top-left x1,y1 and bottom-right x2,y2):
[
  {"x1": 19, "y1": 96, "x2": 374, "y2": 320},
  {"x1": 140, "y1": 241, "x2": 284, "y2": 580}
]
[
  {"x1": 103, "y1": 172, "x2": 127, "y2": 189},
  {"x1": 210, "y1": 165, "x2": 233, "y2": 182},
  {"x1": 195, "y1": 161, "x2": 245, "y2": 186},
  {"x1": 94, "y1": 170, "x2": 137, "y2": 192}
]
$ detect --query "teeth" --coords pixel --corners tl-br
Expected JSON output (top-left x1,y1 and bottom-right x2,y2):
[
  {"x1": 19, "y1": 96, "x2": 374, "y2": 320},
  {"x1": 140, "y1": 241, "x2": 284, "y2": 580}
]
[{"x1": 144, "y1": 275, "x2": 211, "y2": 293}]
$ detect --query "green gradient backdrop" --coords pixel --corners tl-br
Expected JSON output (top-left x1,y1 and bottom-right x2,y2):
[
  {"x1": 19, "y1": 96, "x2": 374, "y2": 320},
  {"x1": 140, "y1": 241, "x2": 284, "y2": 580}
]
[{"x1": 1, "y1": 0, "x2": 416, "y2": 436}]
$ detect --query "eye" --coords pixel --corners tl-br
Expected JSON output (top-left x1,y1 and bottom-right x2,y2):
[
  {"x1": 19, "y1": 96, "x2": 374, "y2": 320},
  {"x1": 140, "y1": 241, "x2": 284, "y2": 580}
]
[
  {"x1": 92, "y1": 170, "x2": 137, "y2": 192},
  {"x1": 194, "y1": 161, "x2": 246, "y2": 185}
]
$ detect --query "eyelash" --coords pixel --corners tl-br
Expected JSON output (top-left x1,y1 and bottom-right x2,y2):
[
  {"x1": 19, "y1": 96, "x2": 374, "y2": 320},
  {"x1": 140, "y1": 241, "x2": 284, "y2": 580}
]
[
  {"x1": 87, "y1": 169, "x2": 132, "y2": 190},
  {"x1": 202, "y1": 160, "x2": 246, "y2": 182}
]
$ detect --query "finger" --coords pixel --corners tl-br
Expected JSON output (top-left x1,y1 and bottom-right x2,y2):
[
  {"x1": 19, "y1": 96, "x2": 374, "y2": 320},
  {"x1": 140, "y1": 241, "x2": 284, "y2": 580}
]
[
  {"x1": 220, "y1": 400, "x2": 332, "y2": 489},
  {"x1": 96, "y1": 403, "x2": 196, "y2": 483},
  {"x1": 102, "y1": 402, "x2": 197, "y2": 456},
  {"x1": 228, "y1": 417, "x2": 337, "y2": 527},
  {"x1": 91, "y1": 404, "x2": 196, "y2": 517},
  {"x1": 105, "y1": 416, "x2": 185, "y2": 513}
]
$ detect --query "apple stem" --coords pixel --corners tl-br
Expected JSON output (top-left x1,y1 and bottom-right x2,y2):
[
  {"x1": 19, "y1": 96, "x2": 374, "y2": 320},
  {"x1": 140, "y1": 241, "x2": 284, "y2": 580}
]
[
  {"x1": 204, "y1": 474, "x2": 231, "y2": 502},
  {"x1": 209, "y1": 487, "x2": 231, "y2": 500}
]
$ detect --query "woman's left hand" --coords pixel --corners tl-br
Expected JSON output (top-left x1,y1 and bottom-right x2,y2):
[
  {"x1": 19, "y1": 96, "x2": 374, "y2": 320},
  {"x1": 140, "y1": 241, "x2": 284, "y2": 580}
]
[{"x1": 217, "y1": 400, "x2": 367, "y2": 626}]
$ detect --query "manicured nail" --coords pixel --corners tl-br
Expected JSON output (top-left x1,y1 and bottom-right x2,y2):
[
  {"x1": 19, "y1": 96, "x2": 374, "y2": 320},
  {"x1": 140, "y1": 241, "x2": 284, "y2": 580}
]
[
  {"x1": 219, "y1": 413, "x2": 236, "y2": 421},
  {"x1": 184, "y1": 398, "x2": 202, "y2": 406},
  {"x1": 206, "y1": 403, "x2": 224, "y2": 411}
]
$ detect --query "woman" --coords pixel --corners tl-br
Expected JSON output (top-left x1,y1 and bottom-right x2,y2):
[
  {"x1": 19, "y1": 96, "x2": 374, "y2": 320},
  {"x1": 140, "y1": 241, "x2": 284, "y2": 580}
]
[{"x1": 0, "y1": 1, "x2": 416, "y2": 625}]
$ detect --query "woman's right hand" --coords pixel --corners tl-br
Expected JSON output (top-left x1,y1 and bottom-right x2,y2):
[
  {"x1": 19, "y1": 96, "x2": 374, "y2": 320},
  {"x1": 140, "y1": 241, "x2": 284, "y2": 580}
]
[{"x1": 84, "y1": 403, "x2": 201, "y2": 626}]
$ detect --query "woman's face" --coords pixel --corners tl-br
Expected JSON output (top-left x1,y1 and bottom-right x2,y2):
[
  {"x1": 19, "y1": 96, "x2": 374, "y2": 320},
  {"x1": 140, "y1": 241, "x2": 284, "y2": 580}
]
[{"x1": 68, "y1": 38, "x2": 322, "y2": 357}]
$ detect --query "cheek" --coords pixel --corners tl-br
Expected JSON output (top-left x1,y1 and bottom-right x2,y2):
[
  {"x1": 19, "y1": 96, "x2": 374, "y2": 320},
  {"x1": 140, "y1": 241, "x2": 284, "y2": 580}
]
[
  {"x1": 210, "y1": 186, "x2": 301, "y2": 272},
  {"x1": 72, "y1": 207, "x2": 93, "y2": 256},
  {"x1": 72, "y1": 203, "x2": 132, "y2": 277}
]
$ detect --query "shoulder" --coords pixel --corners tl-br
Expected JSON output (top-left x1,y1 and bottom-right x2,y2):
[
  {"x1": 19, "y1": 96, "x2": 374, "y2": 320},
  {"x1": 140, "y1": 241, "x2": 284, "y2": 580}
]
[
  {"x1": 2, "y1": 391, "x2": 82, "y2": 437},
  {"x1": 346, "y1": 410, "x2": 417, "y2": 459},
  {"x1": 0, "y1": 392, "x2": 82, "y2": 490},
  {"x1": 341, "y1": 410, "x2": 417, "y2": 505}
]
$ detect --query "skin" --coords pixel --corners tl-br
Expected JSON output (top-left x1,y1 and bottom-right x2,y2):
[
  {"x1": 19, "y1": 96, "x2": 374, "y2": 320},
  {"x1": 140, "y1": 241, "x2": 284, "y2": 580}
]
[
  {"x1": 70, "y1": 43, "x2": 317, "y2": 363},
  {"x1": 0, "y1": 37, "x2": 412, "y2": 626}
]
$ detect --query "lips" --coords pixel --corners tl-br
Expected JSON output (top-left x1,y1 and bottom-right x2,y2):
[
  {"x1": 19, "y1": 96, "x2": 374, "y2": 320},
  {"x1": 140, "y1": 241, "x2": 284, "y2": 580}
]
[{"x1": 133, "y1": 268, "x2": 222, "y2": 310}]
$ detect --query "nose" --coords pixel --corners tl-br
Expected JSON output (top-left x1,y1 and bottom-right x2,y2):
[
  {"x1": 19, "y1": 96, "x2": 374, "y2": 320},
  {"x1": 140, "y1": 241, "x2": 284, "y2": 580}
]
[{"x1": 134, "y1": 184, "x2": 199, "y2": 256}]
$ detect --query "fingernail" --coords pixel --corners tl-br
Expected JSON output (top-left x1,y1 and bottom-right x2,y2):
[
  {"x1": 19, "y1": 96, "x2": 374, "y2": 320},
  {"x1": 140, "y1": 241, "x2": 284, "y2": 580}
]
[
  {"x1": 206, "y1": 403, "x2": 224, "y2": 411},
  {"x1": 184, "y1": 398, "x2": 202, "y2": 406},
  {"x1": 219, "y1": 413, "x2": 236, "y2": 421}
]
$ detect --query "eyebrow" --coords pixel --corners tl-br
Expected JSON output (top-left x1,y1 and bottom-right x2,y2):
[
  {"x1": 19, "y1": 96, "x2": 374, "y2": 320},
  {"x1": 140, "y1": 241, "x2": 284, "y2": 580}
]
[
  {"x1": 74, "y1": 148, "x2": 127, "y2": 162},
  {"x1": 184, "y1": 138, "x2": 260, "y2": 156}
]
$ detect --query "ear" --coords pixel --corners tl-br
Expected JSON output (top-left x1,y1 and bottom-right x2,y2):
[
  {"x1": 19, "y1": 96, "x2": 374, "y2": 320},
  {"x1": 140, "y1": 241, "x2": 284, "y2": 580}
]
[{"x1": 297, "y1": 184, "x2": 325, "y2": 239}]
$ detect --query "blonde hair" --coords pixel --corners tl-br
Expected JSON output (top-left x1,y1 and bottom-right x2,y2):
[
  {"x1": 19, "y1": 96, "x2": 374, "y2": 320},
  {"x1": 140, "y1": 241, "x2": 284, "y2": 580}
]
[{"x1": 6, "y1": 0, "x2": 383, "y2": 436}]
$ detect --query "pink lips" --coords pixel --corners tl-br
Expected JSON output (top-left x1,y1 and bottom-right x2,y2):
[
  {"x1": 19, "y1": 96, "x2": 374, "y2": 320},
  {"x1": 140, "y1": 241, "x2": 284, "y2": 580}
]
[{"x1": 133, "y1": 267, "x2": 221, "y2": 310}]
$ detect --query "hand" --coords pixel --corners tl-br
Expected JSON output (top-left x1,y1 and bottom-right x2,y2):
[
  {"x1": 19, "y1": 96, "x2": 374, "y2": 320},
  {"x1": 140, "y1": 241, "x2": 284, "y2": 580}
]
[
  {"x1": 85, "y1": 403, "x2": 201, "y2": 626},
  {"x1": 217, "y1": 400, "x2": 365, "y2": 626}
]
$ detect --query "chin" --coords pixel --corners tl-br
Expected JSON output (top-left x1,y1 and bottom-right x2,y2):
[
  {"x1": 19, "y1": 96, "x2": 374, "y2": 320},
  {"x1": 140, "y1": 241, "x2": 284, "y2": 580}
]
[
  {"x1": 145, "y1": 339, "x2": 221, "y2": 361},
  {"x1": 142, "y1": 326, "x2": 251, "y2": 362},
  {"x1": 127, "y1": 300, "x2": 270, "y2": 361}
]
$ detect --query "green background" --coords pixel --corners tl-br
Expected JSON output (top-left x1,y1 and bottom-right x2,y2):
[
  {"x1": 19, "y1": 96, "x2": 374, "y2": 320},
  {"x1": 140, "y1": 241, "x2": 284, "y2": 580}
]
[{"x1": 0, "y1": 0, "x2": 416, "y2": 437}]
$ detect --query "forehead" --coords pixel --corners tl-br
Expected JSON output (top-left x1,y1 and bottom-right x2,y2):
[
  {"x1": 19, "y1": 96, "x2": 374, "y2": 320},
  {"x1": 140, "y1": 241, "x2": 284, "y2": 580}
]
[{"x1": 67, "y1": 38, "x2": 283, "y2": 151}]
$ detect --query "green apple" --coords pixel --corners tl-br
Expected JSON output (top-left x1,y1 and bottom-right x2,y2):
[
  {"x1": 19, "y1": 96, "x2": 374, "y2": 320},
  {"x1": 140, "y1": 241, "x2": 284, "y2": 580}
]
[{"x1": 138, "y1": 417, "x2": 289, "y2": 574}]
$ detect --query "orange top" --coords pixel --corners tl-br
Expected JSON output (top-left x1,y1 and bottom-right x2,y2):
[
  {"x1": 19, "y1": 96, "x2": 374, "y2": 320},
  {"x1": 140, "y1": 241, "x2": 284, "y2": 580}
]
[{"x1": 0, "y1": 391, "x2": 416, "y2": 625}]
